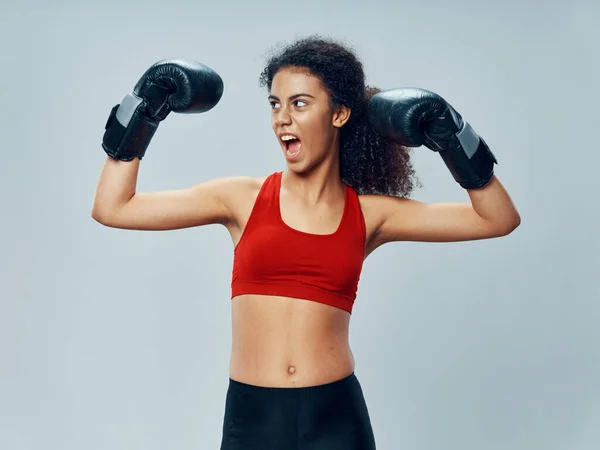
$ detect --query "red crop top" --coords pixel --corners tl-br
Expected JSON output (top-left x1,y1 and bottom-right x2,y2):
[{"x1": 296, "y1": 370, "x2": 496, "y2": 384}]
[{"x1": 231, "y1": 171, "x2": 366, "y2": 314}]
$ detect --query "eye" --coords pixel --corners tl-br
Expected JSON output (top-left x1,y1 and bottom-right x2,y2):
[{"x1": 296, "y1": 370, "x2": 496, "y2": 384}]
[
  {"x1": 270, "y1": 101, "x2": 280, "y2": 109},
  {"x1": 294, "y1": 100, "x2": 307, "y2": 107}
]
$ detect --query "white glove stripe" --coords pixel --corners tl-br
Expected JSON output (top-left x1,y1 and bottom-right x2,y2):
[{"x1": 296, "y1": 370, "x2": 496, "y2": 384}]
[
  {"x1": 115, "y1": 93, "x2": 143, "y2": 127},
  {"x1": 457, "y1": 121, "x2": 480, "y2": 159}
]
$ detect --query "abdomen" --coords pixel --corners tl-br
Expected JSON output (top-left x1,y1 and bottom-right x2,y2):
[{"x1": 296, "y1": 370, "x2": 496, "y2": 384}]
[{"x1": 229, "y1": 294, "x2": 355, "y2": 387}]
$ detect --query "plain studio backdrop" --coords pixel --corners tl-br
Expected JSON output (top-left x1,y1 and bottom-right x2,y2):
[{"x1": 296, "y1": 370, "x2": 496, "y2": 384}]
[{"x1": 1, "y1": 0, "x2": 598, "y2": 449}]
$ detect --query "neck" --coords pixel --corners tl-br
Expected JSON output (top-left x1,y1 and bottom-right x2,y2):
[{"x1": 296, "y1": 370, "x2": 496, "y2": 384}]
[{"x1": 282, "y1": 144, "x2": 344, "y2": 205}]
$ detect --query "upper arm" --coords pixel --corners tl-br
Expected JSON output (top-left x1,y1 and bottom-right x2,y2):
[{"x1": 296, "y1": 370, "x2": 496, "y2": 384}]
[
  {"x1": 94, "y1": 176, "x2": 254, "y2": 231},
  {"x1": 362, "y1": 195, "x2": 508, "y2": 250}
]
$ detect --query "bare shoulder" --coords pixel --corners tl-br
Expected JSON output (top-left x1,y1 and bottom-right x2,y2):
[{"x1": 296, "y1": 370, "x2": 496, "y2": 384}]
[
  {"x1": 357, "y1": 193, "x2": 417, "y2": 253},
  {"x1": 221, "y1": 175, "x2": 267, "y2": 202},
  {"x1": 357, "y1": 193, "x2": 413, "y2": 228},
  {"x1": 218, "y1": 174, "x2": 269, "y2": 228},
  {"x1": 214, "y1": 174, "x2": 265, "y2": 192}
]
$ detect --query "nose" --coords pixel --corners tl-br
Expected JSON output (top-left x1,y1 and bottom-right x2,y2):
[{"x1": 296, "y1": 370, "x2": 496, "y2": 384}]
[{"x1": 273, "y1": 108, "x2": 292, "y2": 127}]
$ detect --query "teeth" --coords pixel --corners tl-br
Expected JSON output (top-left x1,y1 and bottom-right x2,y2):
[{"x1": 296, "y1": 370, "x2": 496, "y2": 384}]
[{"x1": 281, "y1": 135, "x2": 298, "y2": 141}]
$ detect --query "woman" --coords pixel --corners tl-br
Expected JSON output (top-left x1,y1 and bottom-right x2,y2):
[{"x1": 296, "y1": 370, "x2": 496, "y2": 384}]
[{"x1": 92, "y1": 36, "x2": 520, "y2": 450}]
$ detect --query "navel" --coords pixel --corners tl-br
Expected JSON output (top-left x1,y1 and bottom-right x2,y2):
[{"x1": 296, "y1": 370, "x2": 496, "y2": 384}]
[{"x1": 287, "y1": 365, "x2": 296, "y2": 375}]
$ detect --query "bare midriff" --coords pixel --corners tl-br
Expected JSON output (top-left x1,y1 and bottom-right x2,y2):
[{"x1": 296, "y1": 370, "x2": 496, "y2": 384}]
[{"x1": 229, "y1": 294, "x2": 355, "y2": 388}]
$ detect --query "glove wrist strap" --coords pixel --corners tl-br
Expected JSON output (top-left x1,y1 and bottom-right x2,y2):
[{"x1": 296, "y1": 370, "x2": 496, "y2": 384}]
[
  {"x1": 439, "y1": 122, "x2": 498, "y2": 189},
  {"x1": 101, "y1": 94, "x2": 159, "y2": 161}
]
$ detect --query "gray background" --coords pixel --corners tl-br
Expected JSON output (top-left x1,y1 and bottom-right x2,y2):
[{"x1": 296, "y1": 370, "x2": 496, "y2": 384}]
[{"x1": 1, "y1": 0, "x2": 598, "y2": 449}]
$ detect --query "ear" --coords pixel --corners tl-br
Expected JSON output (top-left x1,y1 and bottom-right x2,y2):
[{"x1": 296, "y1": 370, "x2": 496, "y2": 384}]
[{"x1": 332, "y1": 105, "x2": 351, "y2": 128}]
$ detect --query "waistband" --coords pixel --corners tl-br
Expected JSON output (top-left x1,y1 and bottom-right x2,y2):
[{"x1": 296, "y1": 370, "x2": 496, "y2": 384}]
[{"x1": 227, "y1": 372, "x2": 357, "y2": 396}]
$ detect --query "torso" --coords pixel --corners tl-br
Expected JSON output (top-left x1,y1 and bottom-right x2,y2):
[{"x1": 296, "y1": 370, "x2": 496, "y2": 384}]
[{"x1": 224, "y1": 174, "x2": 383, "y2": 387}]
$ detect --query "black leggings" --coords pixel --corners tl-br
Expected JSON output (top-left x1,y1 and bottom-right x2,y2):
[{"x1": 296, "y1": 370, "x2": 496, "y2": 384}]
[{"x1": 220, "y1": 372, "x2": 376, "y2": 450}]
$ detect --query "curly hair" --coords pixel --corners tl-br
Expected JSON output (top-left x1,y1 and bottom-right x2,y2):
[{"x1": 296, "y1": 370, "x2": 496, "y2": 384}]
[{"x1": 258, "y1": 35, "x2": 418, "y2": 197}]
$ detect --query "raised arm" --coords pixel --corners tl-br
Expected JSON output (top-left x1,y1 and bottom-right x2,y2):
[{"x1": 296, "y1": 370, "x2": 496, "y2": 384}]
[
  {"x1": 90, "y1": 58, "x2": 229, "y2": 231},
  {"x1": 365, "y1": 87, "x2": 520, "y2": 249},
  {"x1": 362, "y1": 175, "x2": 519, "y2": 248},
  {"x1": 92, "y1": 157, "x2": 249, "y2": 230}
]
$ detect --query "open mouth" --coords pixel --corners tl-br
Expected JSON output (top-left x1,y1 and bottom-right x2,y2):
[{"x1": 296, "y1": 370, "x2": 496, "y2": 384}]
[{"x1": 281, "y1": 134, "x2": 302, "y2": 157}]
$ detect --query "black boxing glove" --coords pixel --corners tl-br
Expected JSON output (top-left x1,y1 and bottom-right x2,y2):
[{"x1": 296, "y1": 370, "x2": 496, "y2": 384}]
[
  {"x1": 102, "y1": 59, "x2": 224, "y2": 161},
  {"x1": 367, "y1": 88, "x2": 497, "y2": 189}
]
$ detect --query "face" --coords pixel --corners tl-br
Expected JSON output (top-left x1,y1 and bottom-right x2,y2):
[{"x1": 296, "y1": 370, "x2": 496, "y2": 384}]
[{"x1": 269, "y1": 67, "x2": 350, "y2": 173}]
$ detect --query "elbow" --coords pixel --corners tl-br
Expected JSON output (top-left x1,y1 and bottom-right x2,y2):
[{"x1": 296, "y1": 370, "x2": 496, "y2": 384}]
[
  {"x1": 512, "y1": 213, "x2": 522, "y2": 231},
  {"x1": 496, "y1": 213, "x2": 521, "y2": 237},
  {"x1": 91, "y1": 209, "x2": 108, "y2": 226},
  {"x1": 508, "y1": 210, "x2": 522, "y2": 234},
  {"x1": 91, "y1": 204, "x2": 102, "y2": 223},
  {"x1": 91, "y1": 205, "x2": 116, "y2": 227}
]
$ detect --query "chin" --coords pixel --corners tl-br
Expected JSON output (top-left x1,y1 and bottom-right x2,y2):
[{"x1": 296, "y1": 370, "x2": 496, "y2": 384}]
[
  {"x1": 287, "y1": 160, "x2": 322, "y2": 178},
  {"x1": 282, "y1": 146, "x2": 329, "y2": 175},
  {"x1": 285, "y1": 162, "x2": 308, "y2": 174}
]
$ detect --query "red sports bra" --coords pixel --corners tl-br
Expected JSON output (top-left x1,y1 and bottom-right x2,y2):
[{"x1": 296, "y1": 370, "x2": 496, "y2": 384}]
[{"x1": 231, "y1": 171, "x2": 366, "y2": 314}]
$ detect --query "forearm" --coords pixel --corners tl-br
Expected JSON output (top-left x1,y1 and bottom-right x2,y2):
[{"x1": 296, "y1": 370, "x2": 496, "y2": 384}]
[
  {"x1": 91, "y1": 157, "x2": 140, "y2": 220},
  {"x1": 467, "y1": 175, "x2": 520, "y2": 233}
]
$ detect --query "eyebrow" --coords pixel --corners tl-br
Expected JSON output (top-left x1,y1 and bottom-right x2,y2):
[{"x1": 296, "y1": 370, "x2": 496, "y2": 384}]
[{"x1": 268, "y1": 93, "x2": 315, "y2": 101}]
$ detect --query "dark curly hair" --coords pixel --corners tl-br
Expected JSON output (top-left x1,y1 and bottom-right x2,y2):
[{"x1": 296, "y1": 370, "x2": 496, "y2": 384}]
[{"x1": 258, "y1": 35, "x2": 418, "y2": 197}]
